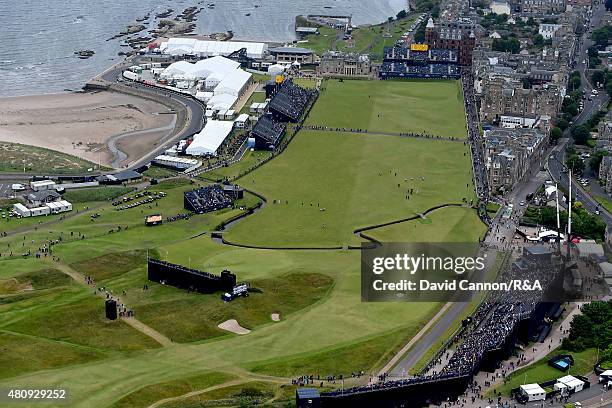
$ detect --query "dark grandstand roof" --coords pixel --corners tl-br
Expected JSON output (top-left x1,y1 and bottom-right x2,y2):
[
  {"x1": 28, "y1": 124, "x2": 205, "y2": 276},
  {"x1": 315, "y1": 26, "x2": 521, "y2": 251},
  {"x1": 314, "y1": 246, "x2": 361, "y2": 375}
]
[
  {"x1": 269, "y1": 47, "x2": 313, "y2": 55},
  {"x1": 268, "y1": 81, "x2": 312, "y2": 122},
  {"x1": 252, "y1": 115, "x2": 286, "y2": 145}
]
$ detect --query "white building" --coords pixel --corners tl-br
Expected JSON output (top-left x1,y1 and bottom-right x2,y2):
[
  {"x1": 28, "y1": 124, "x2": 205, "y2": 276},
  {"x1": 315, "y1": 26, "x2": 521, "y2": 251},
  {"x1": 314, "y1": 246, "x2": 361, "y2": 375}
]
[
  {"x1": 539, "y1": 23, "x2": 561, "y2": 40},
  {"x1": 186, "y1": 120, "x2": 234, "y2": 156},
  {"x1": 500, "y1": 115, "x2": 538, "y2": 129},
  {"x1": 519, "y1": 384, "x2": 546, "y2": 402},
  {"x1": 153, "y1": 155, "x2": 200, "y2": 170},
  {"x1": 555, "y1": 375, "x2": 585, "y2": 395},
  {"x1": 490, "y1": 1, "x2": 511, "y2": 14},
  {"x1": 45, "y1": 200, "x2": 73, "y2": 214},
  {"x1": 234, "y1": 113, "x2": 250, "y2": 128},
  {"x1": 30, "y1": 180, "x2": 56, "y2": 191},
  {"x1": 160, "y1": 38, "x2": 268, "y2": 59}
]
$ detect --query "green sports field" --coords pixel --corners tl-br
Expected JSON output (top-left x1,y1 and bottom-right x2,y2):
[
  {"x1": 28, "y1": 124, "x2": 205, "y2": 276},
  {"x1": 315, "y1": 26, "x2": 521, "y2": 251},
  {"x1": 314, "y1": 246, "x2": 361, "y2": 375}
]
[
  {"x1": 0, "y1": 79, "x2": 485, "y2": 408},
  {"x1": 307, "y1": 79, "x2": 467, "y2": 137},
  {"x1": 224, "y1": 130, "x2": 475, "y2": 247}
]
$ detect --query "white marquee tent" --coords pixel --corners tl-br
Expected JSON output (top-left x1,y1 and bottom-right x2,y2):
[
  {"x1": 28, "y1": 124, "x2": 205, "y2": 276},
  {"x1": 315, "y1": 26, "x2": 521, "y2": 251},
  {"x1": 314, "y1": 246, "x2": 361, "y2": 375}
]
[
  {"x1": 207, "y1": 93, "x2": 238, "y2": 111},
  {"x1": 186, "y1": 120, "x2": 234, "y2": 156},
  {"x1": 160, "y1": 38, "x2": 268, "y2": 59},
  {"x1": 214, "y1": 69, "x2": 252, "y2": 97}
]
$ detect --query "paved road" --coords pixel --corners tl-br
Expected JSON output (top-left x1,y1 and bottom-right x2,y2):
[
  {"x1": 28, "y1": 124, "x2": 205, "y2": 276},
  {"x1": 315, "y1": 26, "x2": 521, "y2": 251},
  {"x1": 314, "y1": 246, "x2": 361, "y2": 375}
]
[{"x1": 99, "y1": 59, "x2": 206, "y2": 170}]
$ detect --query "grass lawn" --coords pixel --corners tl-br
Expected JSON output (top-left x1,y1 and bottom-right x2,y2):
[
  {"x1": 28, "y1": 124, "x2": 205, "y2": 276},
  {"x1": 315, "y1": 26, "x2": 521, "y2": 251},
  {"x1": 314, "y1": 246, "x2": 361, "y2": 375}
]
[
  {"x1": 0, "y1": 78, "x2": 481, "y2": 408},
  {"x1": 491, "y1": 348, "x2": 599, "y2": 396},
  {"x1": 365, "y1": 206, "x2": 486, "y2": 243},
  {"x1": 225, "y1": 131, "x2": 474, "y2": 247},
  {"x1": 301, "y1": 25, "x2": 338, "y2": 55},
  {"x1": 239, "y1": 91, "x2": 267, "y2": 114},
  {"x1": 595, "y1": 195, "x2": 612, "y2": 213},
  {"x1": 63, "y1": 186, "x2": 134, "y2": 203},
  {"x1": 334, "y1": 16, "x2": 417, "y2": 61},
  {"x1": 0, "y1": 142, "x2": 104, "y2": 174},
  {"x1": 308, "y1": 79, "x2": 467, "y2": 137},
  {"x1": 142, "y1": 166, "x2": 179, "y2": 179},
  {"x1": 293, "y1": 78, "x2": 318, "y2": 89},
  {"x1": 110, "y1": 371, "x2": 237, "y2": 408},
  {"x1": 200, "y1": 148, "x2": 272, "y2": 181}
]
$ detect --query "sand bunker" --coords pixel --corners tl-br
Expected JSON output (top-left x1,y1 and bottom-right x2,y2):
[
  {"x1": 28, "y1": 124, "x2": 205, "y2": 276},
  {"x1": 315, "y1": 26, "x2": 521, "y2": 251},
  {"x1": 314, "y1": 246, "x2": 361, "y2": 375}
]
[
  {"x1": 271, "y1": 313, "x2": 281, "y2": 322},
  {"x1": 218, "y1": 319, "x2": 250, "y2": 335}
]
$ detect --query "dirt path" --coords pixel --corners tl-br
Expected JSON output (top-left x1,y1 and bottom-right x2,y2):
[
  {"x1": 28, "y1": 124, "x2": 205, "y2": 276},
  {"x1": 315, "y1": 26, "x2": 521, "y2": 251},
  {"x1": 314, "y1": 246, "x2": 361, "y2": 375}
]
[
  {"x1": 53, "y1": 262, "x2": 173, "y2": 347},
  {"x1": 121, "y1": 316, "x2": 173, "y2": 347},
  {"x1": 146, "y1": 379, "x2": 250, "y2": 408}
]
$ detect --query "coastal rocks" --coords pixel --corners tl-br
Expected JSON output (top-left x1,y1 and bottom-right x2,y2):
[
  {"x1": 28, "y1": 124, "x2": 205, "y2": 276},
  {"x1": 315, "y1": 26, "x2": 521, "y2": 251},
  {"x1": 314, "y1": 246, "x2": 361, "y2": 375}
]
[
  {"x1": 210, "y1": 31, "x2": 233, "y2": 41},
  {"x1": 74, "y1": 50, "x2": 95, "y2": 59},
  {"x1": 155, "y1": 8, "x2": 173, "y2": 19}
]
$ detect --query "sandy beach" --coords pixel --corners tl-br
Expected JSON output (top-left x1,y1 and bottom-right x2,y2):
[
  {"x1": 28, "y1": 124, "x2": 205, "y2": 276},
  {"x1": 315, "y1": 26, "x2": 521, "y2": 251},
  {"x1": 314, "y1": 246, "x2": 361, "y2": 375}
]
[{"x1": 0, "y1": 91, "x2": 175, "y2": 168}]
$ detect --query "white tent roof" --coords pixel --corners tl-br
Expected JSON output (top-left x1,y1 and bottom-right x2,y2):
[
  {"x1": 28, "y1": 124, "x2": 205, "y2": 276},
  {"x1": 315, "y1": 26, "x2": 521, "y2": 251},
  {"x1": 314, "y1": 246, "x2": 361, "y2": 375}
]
[
  {"x1": 557, "y1": 375, "x2": 584, "y2": 388},
  {"x1": 520, "y1": 384, "x2": 545, "y2": 395},
  {"x1": 161, "y1": 38, "x2": 268, "y2": 59},
  {"x1": 161, "y1": 61, "x2": 197, "y2": 78},
  {"x1": 186, "y1": 120, "x2": 234, "y2": 156},
  {"x1": 192, "y1": 56, "x2": 240, "y2": 78},
  {"x1": 208, "y1": 93, "x2": 238, "y2": 111},
  {"x1": 214, "y1": 69, "x2": 251, "y2": 96}
]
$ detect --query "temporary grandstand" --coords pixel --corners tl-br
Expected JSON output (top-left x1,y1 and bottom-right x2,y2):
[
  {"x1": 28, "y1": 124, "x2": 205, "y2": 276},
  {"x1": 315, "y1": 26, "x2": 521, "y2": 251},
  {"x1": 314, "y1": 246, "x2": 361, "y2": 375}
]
[
  {"x1": 160, "y1": 38, "x2": 268, "y2": 59},
  {"x1": 184, "y1": 184, "x2": 235, "y2": 214},
  {"x1": 379, "y1": 62, "x2": 461, "y2": 79},
  {"x1": 186, "y1": 120, "x2": 234, "y2": 156},
  {"x1": 268, "y1": 81, "x2": 314, "y2": 122},
  {"x1": 251, "y1": 115, "x2": 286, "y2": 150},
  {"x1": 380, "y1": 46, "x2": 461, "y2": 79},
  {"x1": 383, "y1": 46, "x2": 458, "y2": 64}
]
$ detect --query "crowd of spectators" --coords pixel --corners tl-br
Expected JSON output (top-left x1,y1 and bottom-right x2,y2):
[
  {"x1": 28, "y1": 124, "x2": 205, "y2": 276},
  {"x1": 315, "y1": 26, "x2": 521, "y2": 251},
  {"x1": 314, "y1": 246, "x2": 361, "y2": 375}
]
[{"x1": 184, "y1": 185, "x2": 234, "y2": 214}]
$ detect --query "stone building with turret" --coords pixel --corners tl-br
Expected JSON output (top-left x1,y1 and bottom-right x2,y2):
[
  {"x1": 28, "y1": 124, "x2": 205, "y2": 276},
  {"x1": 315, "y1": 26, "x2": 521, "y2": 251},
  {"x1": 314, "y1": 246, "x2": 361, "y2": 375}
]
[{"x1": 424, "y1": 17, "x2": 476, "y2": 66}]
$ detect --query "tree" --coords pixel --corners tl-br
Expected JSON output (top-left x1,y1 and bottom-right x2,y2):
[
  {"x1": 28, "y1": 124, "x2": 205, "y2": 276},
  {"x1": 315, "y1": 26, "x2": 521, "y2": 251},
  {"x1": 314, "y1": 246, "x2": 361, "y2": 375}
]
[
  {"x1": 568, "y1": 75, "x2": 581, "y2": 92},
  {"x1": 569, "y1": 314, "x2": 594, "y2": 342},
  {"x1": 592, "y1": 70, "x2": 606, "y2": 86},
  {"x1": 396, "y1": 10, "x2": 408, "y2": 19},
  {"x1": 606, "y1": 80, "x2": 612, "y2": 99},
  {"x1": 571, "y1": 124, "x2": 590, "y2": 145},
  {"x1": 590, "y1": 150, "x2": 609, "y2": 174},
  {"x1": 550, "y1": 127, "x2": 563, "y2": 143},
  {"x1": 588, "y1": 46, "x2": 599, "y2": 58},
  {"x1": 492, "y1": 37, "x2": 520, "y2": 53},
  {"x1": 592, "y1": 26, "x2": 611, "y2": 48},
  {"x1": 557, "y1": 118, "x2": 570, "y2": 130},
  {"x1": 533, "y1": 34, "x2": 544, "y2": 47},
  {"x1": 566, "y1": 154, "x2": 585, "y2": 172}
]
